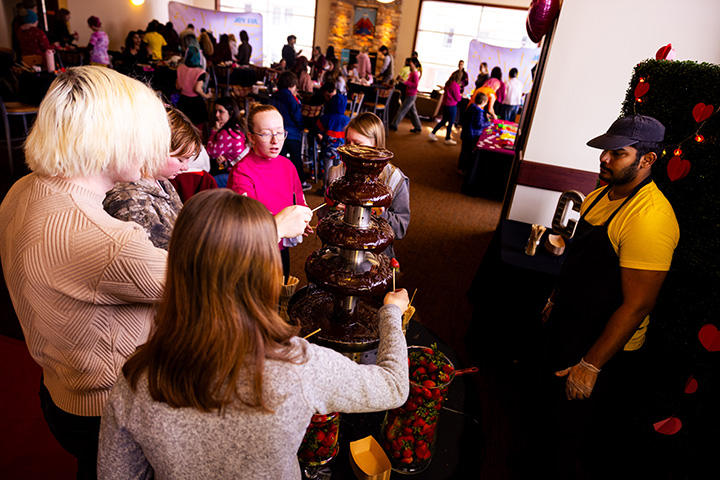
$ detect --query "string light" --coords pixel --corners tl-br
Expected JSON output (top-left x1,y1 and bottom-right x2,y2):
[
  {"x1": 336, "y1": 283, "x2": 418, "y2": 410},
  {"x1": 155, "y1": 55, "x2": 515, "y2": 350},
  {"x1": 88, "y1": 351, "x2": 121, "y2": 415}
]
[
  {"x1": 674, "y1": 148, "x2": 683, "y2": 156},
  {"x1": 695, "y1": 134, "x2": 704, "y2": 143}
]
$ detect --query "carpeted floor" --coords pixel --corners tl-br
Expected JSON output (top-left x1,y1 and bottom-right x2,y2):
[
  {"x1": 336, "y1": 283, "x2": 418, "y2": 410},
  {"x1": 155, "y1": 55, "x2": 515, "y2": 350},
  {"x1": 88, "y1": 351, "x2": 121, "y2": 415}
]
[{"x1": 0, "y1": 116, "x2": 526, "y2": 479}]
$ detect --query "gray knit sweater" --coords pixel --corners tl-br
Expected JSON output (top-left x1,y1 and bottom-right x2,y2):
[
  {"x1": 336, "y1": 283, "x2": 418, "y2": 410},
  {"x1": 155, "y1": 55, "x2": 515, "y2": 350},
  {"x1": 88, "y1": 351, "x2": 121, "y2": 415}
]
[{"x1": 98, "y1": 304, "x2": 408, "y2": 479}]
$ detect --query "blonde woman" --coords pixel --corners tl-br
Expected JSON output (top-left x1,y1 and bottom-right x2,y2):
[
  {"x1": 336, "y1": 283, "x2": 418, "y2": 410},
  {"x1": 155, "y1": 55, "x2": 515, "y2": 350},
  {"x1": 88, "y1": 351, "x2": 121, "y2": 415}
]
[
  {"x1": 0, "y1": 66, "x2": 170, "y2": 479},
  {"x1": 98, "y1": 190, "x2": 409, "y2": 479},
  {"x1": 327, "y1": 112, "x2": 410, "y2": 259}
]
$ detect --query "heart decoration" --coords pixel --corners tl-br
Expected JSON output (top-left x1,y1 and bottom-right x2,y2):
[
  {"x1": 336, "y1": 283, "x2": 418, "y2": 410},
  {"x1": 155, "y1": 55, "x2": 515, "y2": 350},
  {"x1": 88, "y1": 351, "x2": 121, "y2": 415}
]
[
  {"x1": 684, "y1": 375, "x2": 698, "y2": 394},
  {"x1": 667, "y1": 156, "x2": 691, "y2": 181},
  {"x1": 692, "y1": 103, "x2": 714, "y2": 122},
  {"x1": 634, "y1": 82, "x2": 649, "y2": 99},
  {"x1": 653, "y1": 416, "x2": 682, "y2": 435},
  {"x1": 655, "y1": 43, "x2": 676, "y2": 61},
  {"x1": 698, "y1": 324, "x2": 720, "y2": 351}
]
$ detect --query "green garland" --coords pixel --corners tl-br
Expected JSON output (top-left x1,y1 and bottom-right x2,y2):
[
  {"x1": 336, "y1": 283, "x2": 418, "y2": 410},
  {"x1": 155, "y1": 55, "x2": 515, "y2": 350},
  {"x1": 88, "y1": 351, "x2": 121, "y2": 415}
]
[{"x1": 619, "y1": 59, "x2": 719, "y2": 477}]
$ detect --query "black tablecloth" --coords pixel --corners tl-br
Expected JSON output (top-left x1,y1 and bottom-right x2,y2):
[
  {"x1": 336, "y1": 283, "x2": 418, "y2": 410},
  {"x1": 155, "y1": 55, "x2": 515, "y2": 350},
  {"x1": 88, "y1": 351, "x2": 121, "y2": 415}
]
[
  {"x1": 312, "y1": 319, "x2": 484, "y2": 479},
  {"x1": 466, "y1": 219, "x2": 570, "y2": 366}
]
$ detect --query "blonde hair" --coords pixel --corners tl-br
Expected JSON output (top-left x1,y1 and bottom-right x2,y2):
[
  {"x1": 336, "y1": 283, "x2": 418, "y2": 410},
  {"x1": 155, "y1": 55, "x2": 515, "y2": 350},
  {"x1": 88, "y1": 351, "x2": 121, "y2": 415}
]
[
  {"x1": 25, "y1": 66, "x2": 170, "y2": 178},
  {"x1": 346, "y1": 112, "x2": 385, "y2": 148}
]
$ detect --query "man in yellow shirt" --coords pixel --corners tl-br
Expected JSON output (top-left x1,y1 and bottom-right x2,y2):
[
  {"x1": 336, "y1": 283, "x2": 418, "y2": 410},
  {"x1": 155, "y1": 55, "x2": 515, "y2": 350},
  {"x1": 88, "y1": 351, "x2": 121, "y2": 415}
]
[
  {"x1": 143, "y1": 22, "x2": 166, "y2": 61},
  {"x1": 538, "y1": 115, "x2": 679, "y2": 478}
]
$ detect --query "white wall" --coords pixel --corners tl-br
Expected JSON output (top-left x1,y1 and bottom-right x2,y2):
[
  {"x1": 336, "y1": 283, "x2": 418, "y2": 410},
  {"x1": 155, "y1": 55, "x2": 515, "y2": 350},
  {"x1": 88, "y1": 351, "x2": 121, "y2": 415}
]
[
  {"x1": 509, "y1": 0, "x2": 720, "y2": 226},
  {"x1": 0, "y1": 0, "x2": 214, "y2": 51},
  {"x1": 313, "y1": 0, "x2": 530, "y2": 64}
]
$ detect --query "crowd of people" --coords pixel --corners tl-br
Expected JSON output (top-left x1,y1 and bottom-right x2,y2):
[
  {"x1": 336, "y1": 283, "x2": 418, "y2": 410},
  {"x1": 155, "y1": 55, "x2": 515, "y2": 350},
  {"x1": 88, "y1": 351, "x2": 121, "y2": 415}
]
[{"x1": 0, "y1": 4, "x2": 684, "y2": 478}]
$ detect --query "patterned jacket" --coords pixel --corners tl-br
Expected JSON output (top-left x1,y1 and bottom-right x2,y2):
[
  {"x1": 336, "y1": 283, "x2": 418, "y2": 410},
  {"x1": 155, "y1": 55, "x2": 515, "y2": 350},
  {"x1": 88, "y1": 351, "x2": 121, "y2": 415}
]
[{"x1": 103, "y1": 179, "x2": 183, "y2": 251}]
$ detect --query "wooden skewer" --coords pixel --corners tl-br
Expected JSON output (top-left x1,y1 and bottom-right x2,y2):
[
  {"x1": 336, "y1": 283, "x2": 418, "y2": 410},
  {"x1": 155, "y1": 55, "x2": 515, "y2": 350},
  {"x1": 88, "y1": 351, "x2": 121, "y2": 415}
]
[
  {"x1": 311, "y1": 203, "x2": 326, "y2": 213},
  {"x1": 409, "y1": 288, "x2": 418, "y2": 307},
  {"x1": 304, "y1": 328, "x2": 322, "y2": 339},
  {"x1": 392, "y1": 269, "x2": 396, "y2": 291}
]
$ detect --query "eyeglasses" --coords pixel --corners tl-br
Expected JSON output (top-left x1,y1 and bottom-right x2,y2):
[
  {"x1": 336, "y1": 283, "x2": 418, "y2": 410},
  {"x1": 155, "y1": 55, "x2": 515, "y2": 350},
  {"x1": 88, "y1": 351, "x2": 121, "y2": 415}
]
[{"x1": 251, "y1": 130, "x2": 288, "y2": 142}]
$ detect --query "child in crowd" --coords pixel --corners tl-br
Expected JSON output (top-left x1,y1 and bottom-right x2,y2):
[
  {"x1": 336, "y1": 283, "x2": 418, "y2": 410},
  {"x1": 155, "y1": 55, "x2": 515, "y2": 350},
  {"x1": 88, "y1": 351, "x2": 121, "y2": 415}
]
[
  {"x1": 227, "y1": 104, "x2": 312, "y2": 278},
  {"x1": 104, "y1": 106, "x2": 202, "y2": 250},
  {"x1": 206, "y1": 96, "x2": 249, "y2": 188},
  {"x1": 457, "y1": 92, "x2": 490, "y2": 176},
  {"x1": 87, "y1": 16, "x2": 110, "y2": 67},
  {"x1": 326, "y1": 112, "x2": 410, "y2": 259},
  {"x1": 429, "y1": 70, "x2": 462, "y2": 145},
  {"x1": 97, "y1": 189, "x2": 409, "y2": 480},
  {"x1": 389, "y1": 57, "x2": 422, "y2": 133},
  {"x1": 269, "y1": 70, "x2": 310, "y2": 190},
  {"x1": 316, "y1": 92, "x2": 350, "y2": 195},
  {"x1": 498, "y1": 67, "x2": 523, "y2": 122}
]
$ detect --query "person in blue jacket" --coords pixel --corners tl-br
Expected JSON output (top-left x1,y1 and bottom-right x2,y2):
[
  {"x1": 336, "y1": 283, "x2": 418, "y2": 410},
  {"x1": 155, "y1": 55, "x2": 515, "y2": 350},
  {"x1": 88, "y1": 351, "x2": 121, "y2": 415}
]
[
  {"x1": 457, "y1": 92, "x2": 491, "y2": 176},
  {"x1": 270, "y1": 71, "x2": 311, "y2": 190},
  {"x1": 316, "y1": 92, "x2": 350, "y2": 194}
]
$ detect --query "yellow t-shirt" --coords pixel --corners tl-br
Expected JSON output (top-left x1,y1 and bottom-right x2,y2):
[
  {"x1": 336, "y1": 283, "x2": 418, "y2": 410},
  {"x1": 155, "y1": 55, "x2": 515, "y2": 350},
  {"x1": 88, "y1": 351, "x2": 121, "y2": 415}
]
[
  {"x1": 143, "y1": 31, "x2": 167, "y2": 61},
  {"x1": 580, "y1": 181, "x2": 679, "y2": 350}
]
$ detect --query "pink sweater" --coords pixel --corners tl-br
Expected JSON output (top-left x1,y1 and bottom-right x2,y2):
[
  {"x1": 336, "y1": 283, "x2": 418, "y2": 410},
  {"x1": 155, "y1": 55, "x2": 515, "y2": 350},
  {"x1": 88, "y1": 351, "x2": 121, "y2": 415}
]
[
  {"x1": 443, "y1": 81, "x2": 461, "y2": 107},
  {"x1": 404, "y1": 71, "x2": 419, "y2": 97},
  {"x1": 226, "y1": 150, "x2": 307, "y2": 215},
  {"x1": 207, "y1": 128, "x2": 247, "y2": 165}
]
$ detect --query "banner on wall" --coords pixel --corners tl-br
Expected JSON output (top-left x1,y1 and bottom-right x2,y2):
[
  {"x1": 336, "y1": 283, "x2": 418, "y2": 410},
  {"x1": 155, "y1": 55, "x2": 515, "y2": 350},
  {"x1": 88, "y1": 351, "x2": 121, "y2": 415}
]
[
  {"x1": 466, "y1": 40, "x2": 540, "y2": 98},
  {"x1": 168, "y1": 2, "x2": 263, "y2": 65}
]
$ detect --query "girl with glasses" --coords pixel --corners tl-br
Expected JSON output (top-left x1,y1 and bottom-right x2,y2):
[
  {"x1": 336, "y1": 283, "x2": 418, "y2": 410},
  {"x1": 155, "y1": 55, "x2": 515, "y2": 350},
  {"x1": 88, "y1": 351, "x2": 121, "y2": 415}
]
[{"x1": 227, "y1": 104, "x2": 311, "y2": 278}]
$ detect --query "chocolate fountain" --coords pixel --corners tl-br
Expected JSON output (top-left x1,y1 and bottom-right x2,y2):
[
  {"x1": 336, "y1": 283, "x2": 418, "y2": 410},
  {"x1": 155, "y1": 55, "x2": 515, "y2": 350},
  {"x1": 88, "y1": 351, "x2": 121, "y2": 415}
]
[{"x1": 289, "y1": 145, "x2": 395, "y2": 362}]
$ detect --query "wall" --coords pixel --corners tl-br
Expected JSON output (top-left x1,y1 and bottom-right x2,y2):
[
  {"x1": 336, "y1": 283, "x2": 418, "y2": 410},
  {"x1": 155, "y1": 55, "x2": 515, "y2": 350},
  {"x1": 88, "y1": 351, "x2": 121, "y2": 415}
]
[
  {"x1": 0, "y1": 0, "x2": 214, "y2": 51},
  {"x1": 314, "y1": 0, "x2": 529, "y2": 68},
  {"x1": 508, "y1": 0, "x2": 720, "y2": 225}
]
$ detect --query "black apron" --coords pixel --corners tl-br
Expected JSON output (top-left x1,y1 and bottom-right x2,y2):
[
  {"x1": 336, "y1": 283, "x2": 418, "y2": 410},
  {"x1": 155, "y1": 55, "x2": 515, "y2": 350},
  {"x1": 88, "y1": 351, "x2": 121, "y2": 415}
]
[{"x1": 544, "y1": 176, "x2": 653, "y2": 371}]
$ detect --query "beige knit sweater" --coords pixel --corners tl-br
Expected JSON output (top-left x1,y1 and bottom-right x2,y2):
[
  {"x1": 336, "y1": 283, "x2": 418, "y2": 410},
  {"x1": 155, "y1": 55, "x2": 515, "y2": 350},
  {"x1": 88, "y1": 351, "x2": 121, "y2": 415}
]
[{"x1": 0, "y1": 174, "x2": 167, "y2": 417}]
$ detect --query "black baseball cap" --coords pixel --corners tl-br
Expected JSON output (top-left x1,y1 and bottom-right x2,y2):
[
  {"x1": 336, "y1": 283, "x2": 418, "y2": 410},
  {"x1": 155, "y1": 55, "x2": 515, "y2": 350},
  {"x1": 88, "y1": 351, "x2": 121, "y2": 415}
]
[{"x1": 587, "y1": 115, "x2": 665, "y2": 150}]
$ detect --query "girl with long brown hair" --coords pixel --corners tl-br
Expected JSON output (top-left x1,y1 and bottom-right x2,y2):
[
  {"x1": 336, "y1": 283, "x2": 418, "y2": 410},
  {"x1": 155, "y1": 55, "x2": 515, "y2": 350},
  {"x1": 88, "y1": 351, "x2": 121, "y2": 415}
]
[{"x1": 98, "y1": 189, "x2": 410, "y2": 479}]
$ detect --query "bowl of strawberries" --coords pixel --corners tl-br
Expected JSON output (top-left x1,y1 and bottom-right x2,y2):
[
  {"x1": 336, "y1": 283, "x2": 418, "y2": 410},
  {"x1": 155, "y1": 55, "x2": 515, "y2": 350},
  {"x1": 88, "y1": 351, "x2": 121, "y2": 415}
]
[{"x1": 379, "y1": 344, "x2": 455, "y2": 474}]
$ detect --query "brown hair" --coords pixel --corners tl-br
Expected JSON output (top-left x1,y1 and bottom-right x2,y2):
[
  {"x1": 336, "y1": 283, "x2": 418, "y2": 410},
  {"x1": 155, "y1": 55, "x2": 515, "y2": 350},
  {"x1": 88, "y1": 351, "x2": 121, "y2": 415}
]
[
  {"x1": 346, "y1": 112, "x2": 385, "y2": 148},
  {"x1": 123, "y1": 189, "x2": 301, "y2": 412},
  {"x1": 166, "y1": 105, "x2": 202, "y2": 160}
]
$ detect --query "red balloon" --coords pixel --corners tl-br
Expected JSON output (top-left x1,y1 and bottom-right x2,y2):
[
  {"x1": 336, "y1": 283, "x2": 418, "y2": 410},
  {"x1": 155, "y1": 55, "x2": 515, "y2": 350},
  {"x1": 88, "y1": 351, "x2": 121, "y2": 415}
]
[{"x1": 526, "y1": 0, "x2": 561, "y2": 44}]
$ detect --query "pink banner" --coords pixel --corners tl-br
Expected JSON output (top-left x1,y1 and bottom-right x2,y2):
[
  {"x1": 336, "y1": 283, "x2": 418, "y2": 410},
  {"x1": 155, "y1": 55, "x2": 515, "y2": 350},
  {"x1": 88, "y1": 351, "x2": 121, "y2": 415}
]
[{"x1": 168, "y1": 1, "x2": 263, "y2": 64}]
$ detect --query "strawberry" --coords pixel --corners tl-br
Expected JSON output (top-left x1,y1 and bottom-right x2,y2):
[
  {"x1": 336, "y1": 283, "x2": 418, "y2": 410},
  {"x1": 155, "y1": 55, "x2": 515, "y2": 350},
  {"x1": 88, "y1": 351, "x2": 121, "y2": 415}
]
[
  {"x1": 391, "y1": 258, "x2": 400, "y2": 269},
  {"x1": 321, "y1": 433, "x2": 336, "y2": 447},
  {"x1": 400, "y1": 457, "x2": 414, "y2": 464},
  {"x1": 422, "y1": 388, "x2": 433, "y2": 399},
  {"x1": 422, "y1": 379, "x2": 436, "y2": 388},
  {"x1": 402, "y1": 448, "x2": 412, "y2": 458},
  {"x1": 422, "y1": 347, "x2": 434, "y2": 355},
  {"x1": 315, "y1": 430, "x2": 326, "y2": 443}
]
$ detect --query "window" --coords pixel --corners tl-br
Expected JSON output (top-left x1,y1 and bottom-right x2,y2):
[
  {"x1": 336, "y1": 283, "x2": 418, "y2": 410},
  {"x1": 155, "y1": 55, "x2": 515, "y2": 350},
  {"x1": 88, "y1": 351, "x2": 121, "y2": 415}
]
[
  {"x1": 219, "y1": 0, "x2": 316, "y2": 66},
  {"x1": 415, "y1": 1, "x2": 532, "y2": 92}
]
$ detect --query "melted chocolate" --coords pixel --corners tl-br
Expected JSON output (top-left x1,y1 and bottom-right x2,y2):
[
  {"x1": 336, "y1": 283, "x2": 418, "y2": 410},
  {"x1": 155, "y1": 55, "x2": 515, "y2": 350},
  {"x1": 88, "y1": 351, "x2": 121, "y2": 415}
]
[
  {"x1": 289, "y1": 285, "x2": 381, "y2": 352},
  {"x1": 305, "y1": 246, "x2": 392, "y2": 297},
  {"x1": 327, "y1": 177, "x2": 393, "y2": 207},
  {"x1": 317, "y1": 211, "x2": 394, "y2": 252},
  {"x1": 338, "y1": 145, "x2": 394, "y2": 177}
]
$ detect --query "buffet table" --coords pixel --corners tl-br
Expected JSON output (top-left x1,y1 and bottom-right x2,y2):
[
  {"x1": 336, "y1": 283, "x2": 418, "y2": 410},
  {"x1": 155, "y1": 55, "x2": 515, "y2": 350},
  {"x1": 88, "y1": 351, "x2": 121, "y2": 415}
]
[
  {"x1": 313, "y1": 319, "x2": 483, "y2": 479},
  {"x1": 461, "y1": 120, "x2": 517, "y2": 200}
]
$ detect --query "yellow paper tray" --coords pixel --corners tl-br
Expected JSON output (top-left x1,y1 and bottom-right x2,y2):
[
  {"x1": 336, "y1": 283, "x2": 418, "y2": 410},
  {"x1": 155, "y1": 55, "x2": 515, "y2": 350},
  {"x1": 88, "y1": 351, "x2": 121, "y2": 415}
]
[{"x1": 349, "y1": 436, "x2": 391, "y2": 480}]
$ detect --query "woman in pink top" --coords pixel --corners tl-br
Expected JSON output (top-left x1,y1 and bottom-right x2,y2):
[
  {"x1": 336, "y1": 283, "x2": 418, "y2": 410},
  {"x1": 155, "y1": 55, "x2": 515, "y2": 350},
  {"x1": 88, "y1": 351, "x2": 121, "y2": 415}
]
[
  {"x1": 227, "y1": 104, "x2": 311, "y2": 278},
  {"x1": 389, "y1": 57, "x2": 422, "y2": 133},
  {"x1": 176, "y1": 45, "x2": 212, "y2": 128},
  {"x1": 429, "y1": 70, "x2": 462, "y2": 144},
  {"x1": 207, "y1": 96, "x2": 248, "y2": 187}
]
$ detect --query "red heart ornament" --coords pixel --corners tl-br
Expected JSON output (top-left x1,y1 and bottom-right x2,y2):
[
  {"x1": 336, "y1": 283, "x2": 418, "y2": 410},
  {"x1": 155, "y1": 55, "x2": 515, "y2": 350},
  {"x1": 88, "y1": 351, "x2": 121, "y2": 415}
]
[
  {"x1": 667, "y1": 156, "x2": 691, "y2": 181},
  {"x1": 653, "y1": 416, "x2": 682, "y2": 435},
  {"x1": 655, "y1": 43, "x2": 672, "y2": 60},
  {"x1": 692, "y1": 103, "x2": 714, "y2": 122},
  {"x1": 698, "y1": 324, "x2": 720, "y2": 351},
  {"x1": 684, "y1": 376, "x2": 698, "y2": 394},
  {"x1": 634, "y1": 82, "x2": 649, "y2": 99}
]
